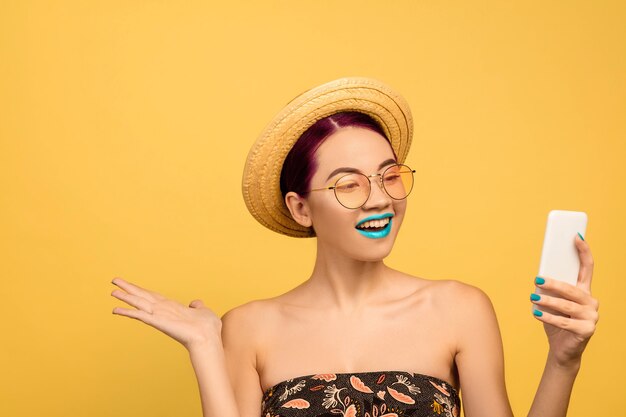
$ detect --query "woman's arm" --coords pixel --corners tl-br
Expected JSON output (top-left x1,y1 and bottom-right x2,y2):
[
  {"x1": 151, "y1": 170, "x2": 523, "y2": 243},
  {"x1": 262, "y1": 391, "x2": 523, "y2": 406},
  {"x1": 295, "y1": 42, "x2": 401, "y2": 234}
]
[
  {"x1": 525, "y1": 351, "x2": 579, "y2": 417},
  {"x1": 526, "y1": 234, "x2": 598, "y2": 417},
  {"x1": 111, "y1": 278, "x2": 261, "y2": 417},
  {"x1": 187, "y1": 335, "x2": 241, "y2": 417},
  {"x1": 221, "y1": 303, "x2": 265, "y2": 417},
  {"x1": 452, "y1": 284, "x2": 514, "y2": 417}
]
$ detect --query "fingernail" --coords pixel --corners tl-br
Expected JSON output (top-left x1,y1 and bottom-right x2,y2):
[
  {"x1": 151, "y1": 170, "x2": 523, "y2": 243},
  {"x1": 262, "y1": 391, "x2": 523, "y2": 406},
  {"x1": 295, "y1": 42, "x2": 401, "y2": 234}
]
[
  {"x1": 533, "y1": 309, "x2": 543, "y2": 317},
  {"x1": 577, "y1": 232, "x2": 585, "y2": 241},
  {"x1": 535, "y1": 276, "x2": 545, "y2": 285},
  {"x1": 530, "y1": 293, "x2": 541, "y2": 301}
]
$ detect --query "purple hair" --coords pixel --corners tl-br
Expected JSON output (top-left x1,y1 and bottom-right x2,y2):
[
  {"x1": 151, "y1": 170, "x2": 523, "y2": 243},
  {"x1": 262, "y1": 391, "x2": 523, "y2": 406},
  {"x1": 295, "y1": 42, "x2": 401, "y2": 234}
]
[{"x1": 280, "y1": 111, "x2": 393, "y2": 198}]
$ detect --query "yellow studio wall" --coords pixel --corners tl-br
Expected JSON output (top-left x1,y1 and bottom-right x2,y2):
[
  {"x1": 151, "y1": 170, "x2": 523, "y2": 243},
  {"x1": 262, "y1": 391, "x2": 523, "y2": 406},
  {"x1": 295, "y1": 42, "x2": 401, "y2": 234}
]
[{"x1": 1, "y1": 1, "x2": 624, "y2": 416}]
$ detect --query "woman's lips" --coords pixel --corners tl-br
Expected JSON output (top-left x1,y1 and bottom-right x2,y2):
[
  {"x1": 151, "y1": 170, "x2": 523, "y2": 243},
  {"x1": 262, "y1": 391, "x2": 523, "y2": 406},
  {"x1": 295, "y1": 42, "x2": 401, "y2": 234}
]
[{"x1": 356, "y1": 218, "x2": 393, "y2": 239}]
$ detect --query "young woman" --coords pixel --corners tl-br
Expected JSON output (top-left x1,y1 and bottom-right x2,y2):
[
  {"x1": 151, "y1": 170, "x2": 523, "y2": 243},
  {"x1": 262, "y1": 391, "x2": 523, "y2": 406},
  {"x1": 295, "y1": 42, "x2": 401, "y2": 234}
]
[{"x1": 111, "y1": 78, "x2": 598, "y2": 417}]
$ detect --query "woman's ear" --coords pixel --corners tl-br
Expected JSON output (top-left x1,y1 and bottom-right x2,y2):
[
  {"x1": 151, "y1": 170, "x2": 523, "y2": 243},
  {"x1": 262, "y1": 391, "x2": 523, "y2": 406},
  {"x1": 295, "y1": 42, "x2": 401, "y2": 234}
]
[{"x1": 284, "y1": 191, "x2": 313, "y2": 227}]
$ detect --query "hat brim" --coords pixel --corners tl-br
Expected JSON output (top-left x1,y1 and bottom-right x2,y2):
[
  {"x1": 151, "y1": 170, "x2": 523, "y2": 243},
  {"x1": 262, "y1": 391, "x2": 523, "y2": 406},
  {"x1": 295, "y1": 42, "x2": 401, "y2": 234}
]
[{"x1": 242, "y1": 77, "x2": 413, "y2": 238}]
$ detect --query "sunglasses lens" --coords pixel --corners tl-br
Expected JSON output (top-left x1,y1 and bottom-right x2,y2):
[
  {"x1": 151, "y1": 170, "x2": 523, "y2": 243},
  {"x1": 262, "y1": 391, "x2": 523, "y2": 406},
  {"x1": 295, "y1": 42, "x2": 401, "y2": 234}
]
[
  {"x1": 334, "y1": 173, "x2": 370, "y2": 208},
  {"x1": 382, "y1": 165, "x2": 414, "y2": 199},
  {"x1": 331, "y1": 165, "x2": 414, "y2": 208}
]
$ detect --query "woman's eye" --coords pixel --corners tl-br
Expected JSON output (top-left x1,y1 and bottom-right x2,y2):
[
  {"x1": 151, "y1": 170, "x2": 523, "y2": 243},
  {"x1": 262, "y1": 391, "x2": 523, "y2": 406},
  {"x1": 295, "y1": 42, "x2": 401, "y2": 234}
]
[
  {"x1": 336, "y1": 182, "x2": 360, "y2": 192},
  {"x1": 383, "y1": 174, "x2": 401, "y2": 183}
]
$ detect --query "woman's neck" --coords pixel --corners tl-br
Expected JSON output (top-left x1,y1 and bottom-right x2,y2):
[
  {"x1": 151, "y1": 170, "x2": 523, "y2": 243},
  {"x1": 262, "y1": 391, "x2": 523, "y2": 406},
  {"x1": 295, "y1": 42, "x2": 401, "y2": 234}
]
[{"x1": 304, "y1": 244, "x2": 395, "y2": 313}]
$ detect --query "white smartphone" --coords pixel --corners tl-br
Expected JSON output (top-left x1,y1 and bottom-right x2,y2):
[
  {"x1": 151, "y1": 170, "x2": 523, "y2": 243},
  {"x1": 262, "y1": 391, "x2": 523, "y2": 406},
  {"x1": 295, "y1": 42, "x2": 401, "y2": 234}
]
[{"x1": 534, "y1": 210, "x2": 588, "y2": 315}]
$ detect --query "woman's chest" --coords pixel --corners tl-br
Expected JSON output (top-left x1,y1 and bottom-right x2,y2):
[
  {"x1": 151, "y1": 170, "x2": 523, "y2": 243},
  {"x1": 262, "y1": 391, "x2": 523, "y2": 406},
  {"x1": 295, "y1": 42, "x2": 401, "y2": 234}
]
[{"x1": 257, "y1": 305, "x2": 459, "y2": 393}]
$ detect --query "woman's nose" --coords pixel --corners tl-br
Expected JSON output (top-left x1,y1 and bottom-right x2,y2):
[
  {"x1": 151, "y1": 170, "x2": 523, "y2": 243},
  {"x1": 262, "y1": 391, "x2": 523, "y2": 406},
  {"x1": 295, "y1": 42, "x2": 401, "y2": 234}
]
[{"x1": 362, "y1": 176, "x2": 392, "y2": 209}]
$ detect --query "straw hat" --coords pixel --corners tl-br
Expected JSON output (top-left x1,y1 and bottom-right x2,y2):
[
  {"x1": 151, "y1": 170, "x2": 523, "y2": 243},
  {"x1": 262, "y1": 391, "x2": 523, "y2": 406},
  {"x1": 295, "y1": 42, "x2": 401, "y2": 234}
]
[{"x1": 242, "y1": 77, "x2": 413, "y2": 238}]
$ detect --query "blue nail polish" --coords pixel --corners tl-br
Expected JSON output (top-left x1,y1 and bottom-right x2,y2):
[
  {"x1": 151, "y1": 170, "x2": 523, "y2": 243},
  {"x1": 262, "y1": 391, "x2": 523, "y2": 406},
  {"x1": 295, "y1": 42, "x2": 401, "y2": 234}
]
[
  {"x1": 530, "y1": 293, "x2": 541, "y2": 301},
  {"x1": 533, "y1": 309, "x2": 543, "y2": 317},
  {"x1": 578, "y1": 232, "x2": 585, "y2": 241},
  {"x1": 535, "y1": 277, "x2": 545, "y2": 285}
]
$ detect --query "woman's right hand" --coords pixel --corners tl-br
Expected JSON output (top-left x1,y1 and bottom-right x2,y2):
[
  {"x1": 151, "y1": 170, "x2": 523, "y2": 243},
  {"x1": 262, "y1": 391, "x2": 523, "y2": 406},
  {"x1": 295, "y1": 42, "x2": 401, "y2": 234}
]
[{"x1": 111, "y1": 277, "x2": 222, "y2": 350}]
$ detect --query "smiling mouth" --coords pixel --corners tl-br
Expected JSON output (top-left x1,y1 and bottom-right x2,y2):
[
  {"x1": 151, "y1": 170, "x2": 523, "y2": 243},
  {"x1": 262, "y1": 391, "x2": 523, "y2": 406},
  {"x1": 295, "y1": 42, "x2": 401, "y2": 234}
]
[
  {"x1": 355, "y1": 214, "x2": 394, "y2": 239},
  {"x1": 355, "y1": 217, "x2": 391, "y2": 231}
]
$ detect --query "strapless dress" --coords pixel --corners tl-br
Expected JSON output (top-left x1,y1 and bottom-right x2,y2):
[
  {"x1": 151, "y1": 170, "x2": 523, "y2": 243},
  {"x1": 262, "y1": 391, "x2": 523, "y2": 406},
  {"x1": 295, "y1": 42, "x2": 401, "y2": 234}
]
[{"x1": 261, "y1": 371, "x2": 460, "y2": 417}]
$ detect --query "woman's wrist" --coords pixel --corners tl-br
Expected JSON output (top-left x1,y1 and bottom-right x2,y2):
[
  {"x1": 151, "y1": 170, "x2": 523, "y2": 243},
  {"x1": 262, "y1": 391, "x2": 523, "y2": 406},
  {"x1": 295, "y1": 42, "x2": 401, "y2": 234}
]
[
  {"x1": 186, "y1": 332, "x2": 224, "y2": 354},
  {"x1": 546, "y1": 350, "x2": 582, "y2": 374},
  {"x1": 183, "y1": 316, "x2": 223, "y2": 350}
]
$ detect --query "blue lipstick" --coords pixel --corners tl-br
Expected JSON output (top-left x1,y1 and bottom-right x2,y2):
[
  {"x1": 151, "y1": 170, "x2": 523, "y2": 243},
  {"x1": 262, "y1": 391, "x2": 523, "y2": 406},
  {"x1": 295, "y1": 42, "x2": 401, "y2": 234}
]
[{"x1": 355, "y1": 213, "x2": 394, "y2": 239}]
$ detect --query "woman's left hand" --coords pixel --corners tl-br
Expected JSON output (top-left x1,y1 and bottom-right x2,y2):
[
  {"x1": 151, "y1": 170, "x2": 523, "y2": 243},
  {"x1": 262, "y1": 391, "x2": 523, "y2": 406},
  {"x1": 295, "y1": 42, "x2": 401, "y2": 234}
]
[{"x1": 530, "y1": 233, "x2": 599, "y2": 367}]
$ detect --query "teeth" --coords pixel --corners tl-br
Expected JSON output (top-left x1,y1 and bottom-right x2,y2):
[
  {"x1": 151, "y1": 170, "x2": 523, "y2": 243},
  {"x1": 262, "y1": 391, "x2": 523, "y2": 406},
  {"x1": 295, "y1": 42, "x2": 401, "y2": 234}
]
[{"x1": 357, "y1": 217, "x2": 390, "y2": 229}]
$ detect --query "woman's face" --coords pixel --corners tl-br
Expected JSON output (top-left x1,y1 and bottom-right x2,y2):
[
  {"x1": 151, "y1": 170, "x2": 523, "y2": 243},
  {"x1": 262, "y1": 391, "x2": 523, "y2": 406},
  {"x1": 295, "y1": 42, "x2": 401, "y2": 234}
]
[{"x1": 305, "y1": 126, "x2": 407, "y2": 261}]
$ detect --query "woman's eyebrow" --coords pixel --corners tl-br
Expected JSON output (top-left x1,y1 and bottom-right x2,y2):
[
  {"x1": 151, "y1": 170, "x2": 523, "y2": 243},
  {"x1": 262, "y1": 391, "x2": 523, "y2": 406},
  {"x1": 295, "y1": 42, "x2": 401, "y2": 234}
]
[
  {"x1": 378, "y1": 158, "x2": 398, "y2": 170},
  {"x1": 325, "y1": 158, "x2": 397, "y2": 181}
]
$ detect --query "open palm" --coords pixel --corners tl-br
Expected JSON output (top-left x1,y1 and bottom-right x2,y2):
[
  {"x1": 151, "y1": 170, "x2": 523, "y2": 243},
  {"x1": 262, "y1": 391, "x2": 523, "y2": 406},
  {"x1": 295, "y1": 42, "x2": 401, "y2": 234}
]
[{"x1": 111, "y1": 278, "x2": 222, "y2": 349}]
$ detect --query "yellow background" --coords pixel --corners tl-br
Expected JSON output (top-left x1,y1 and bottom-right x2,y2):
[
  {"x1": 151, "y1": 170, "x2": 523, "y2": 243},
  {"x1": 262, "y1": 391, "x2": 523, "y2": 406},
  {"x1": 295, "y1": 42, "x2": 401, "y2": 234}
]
[{"x1": 1, "y1": 1, "x2": 624, "y2": 416}]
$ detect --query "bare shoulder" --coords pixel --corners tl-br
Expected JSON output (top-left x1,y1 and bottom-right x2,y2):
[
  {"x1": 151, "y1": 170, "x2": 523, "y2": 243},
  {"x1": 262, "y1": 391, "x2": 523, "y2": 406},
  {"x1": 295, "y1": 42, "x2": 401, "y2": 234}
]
[
  {"x1": 411, "y1": 277, "x2": 497, "y2": 333},
  {"x1": 414, "y1": 280, "x2": 501, "y2": 364},
  {"x1": 389, "y1": 271, "x2": 495, "y2": 321},
  {"x1": 220, "y1": 297, "x2": 286, "y2": 346},
  {"x1": 220, "y1": 298, "x2": 274, "y2": 338},
  {"x1": 429, "y1": 278, "x2": 494, "y2": 310}
]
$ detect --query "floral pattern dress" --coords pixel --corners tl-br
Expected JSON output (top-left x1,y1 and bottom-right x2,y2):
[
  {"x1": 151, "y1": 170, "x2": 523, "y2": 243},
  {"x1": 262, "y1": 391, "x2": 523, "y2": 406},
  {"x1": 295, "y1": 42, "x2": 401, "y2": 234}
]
[{"x1": 261, "y1": 371, "x2": 460, "y2": 417}]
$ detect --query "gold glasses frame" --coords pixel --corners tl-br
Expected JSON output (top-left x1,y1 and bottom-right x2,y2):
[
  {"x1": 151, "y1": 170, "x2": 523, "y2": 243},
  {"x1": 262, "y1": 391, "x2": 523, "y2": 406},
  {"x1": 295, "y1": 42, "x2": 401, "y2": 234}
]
[{"x1": 309, "y1": 163, "x2": 416, "y2": 209}]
